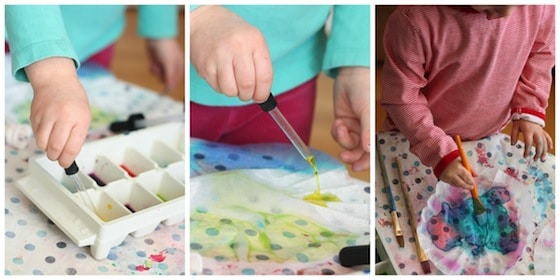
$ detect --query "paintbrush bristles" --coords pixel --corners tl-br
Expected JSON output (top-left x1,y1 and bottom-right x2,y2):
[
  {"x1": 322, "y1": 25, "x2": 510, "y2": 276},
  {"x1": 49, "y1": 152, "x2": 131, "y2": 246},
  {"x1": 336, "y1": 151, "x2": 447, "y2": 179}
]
[{"x1": 472, "y1": 196, "x2": 486, "y2": 215}]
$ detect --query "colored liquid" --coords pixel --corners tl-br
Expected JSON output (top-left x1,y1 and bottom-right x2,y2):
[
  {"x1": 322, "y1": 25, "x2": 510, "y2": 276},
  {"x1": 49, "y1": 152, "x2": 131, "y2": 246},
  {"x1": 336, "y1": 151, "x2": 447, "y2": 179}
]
[
  {"x1": 120, "y1": 164, "x2": 137, "y2": 177},
  {"x1": 302, "y1": 155, "x2": 341, "y2": 206},
  {"x1": 124, "y1": 203, "x2": 136, "y2": 213},
  {"x1": 156, "y1": 193, "x2": 167, "y2": 202},
  {"x1": 89, "y1": 173, "x2": 106, "y2": 186}
]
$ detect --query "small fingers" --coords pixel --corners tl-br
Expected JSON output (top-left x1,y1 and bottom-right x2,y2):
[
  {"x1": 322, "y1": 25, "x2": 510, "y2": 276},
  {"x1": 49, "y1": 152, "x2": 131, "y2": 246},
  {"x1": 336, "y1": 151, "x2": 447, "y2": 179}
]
[
  {"x1": 252, "y1": 49, "x2": 273, "y2": 103},
  {"x1": 233, "y1": 54, "x2": 256, "y2": 102}
]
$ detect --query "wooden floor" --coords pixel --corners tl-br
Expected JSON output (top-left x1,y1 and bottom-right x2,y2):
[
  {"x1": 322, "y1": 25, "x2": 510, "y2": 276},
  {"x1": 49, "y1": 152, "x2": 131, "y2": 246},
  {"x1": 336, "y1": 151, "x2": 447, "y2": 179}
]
[
  {"x1": 110, "y1": 8, "x2": 185, "y2": 102},
  {"x1": 111, "y1": 7, "x2": 370, "y2": 183}
]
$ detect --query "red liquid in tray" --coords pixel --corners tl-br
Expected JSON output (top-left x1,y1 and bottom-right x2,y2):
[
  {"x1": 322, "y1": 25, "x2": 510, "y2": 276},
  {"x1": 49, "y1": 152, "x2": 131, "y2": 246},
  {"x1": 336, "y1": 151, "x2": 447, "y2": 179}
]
[{"x1": 120, "y1": 164, "x2": 137, "y2": 177}]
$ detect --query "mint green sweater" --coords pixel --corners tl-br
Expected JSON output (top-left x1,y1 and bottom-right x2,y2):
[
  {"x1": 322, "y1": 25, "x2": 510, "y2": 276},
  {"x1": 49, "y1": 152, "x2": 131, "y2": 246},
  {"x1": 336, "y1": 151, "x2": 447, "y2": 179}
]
[
  {"x1": 5, "y1": 5, "x2": 178, "y2": 82},
  {"x1": 190, "y1": 5, "x2": 370, "y2": 106}
]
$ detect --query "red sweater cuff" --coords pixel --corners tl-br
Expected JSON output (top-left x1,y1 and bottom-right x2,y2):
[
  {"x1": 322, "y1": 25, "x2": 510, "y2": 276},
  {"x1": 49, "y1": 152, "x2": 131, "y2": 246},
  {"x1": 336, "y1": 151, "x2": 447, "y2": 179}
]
[
  {"x1": 511, "y1": 107, "x2": 546, "y2": 121},
  {"x1": 433, "y1": 150, "x2": 460, "y2": 178}
]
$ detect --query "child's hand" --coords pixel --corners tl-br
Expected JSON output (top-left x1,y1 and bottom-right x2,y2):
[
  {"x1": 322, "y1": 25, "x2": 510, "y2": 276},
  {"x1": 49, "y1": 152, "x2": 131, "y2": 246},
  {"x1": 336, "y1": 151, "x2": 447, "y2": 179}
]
[
  {"x1": 25, "y1": 57, "x2": 91, "y2": 169},
  {"x1": 190, "y1": 5, "x2": 272, "y2": 103},
  {"x1": 510, "y1": 119, "x2": 553, "y2": 161},
  {"x1": 331, "y1": 66, "x2": 370, "y2": 171},
  {"x1": 146, "y1": 38, "x2": 184, "y2": 94},
  {"x1": 439, "y1": 158, "x2": 476, "y2": 190}
]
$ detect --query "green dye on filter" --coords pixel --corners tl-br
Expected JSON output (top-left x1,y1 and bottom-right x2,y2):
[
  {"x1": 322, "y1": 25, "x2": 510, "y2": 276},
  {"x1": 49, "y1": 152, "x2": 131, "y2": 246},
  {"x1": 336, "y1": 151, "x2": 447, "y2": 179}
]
[{"x1": 156, "y1": 193, "x2": 167, "y2": 202}]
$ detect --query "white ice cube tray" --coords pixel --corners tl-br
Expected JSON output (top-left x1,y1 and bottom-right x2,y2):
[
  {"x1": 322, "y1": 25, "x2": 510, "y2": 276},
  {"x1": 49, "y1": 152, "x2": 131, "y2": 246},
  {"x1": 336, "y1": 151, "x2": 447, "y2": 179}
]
[{"x1": 16, "y1": 122, "x2": 185, "y2": 260}]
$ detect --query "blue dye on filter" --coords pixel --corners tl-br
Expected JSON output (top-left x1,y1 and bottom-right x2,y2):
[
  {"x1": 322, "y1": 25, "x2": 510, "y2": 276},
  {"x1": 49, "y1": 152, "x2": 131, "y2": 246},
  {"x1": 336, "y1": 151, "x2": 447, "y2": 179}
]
[{"x1": 426, "y1": 187, "x2": 519, "y2": 256}]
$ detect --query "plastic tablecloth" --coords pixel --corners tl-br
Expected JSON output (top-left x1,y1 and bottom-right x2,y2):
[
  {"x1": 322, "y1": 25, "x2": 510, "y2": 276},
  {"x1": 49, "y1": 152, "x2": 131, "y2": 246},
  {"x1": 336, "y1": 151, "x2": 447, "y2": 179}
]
[
  {"x1": 374, "y1": 131, "x2": 555, "y2": 275},
  {"x1": 190, "y1": 138, "x2": 371, "y2": 275},
  {"x1": 4, "y1": 56, "x2": 185, "y2": 275}
]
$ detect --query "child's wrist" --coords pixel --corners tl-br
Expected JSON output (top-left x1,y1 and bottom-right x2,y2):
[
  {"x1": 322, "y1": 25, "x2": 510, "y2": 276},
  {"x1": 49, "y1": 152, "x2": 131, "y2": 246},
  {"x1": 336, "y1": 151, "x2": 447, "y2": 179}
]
[{"x1": 25, "y1": 57, "x2": 77, "y2": 90}]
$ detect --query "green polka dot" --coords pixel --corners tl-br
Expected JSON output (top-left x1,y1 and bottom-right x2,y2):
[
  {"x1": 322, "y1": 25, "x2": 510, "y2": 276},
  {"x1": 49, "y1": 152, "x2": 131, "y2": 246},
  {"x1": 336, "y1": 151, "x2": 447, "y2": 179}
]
[
  {"x1": 529, "y1": 263, "x2": 534, "y2": 270},
  {"x1": 196, "y1": 207, "x2": 208, "y2": 213},
  {"x1": 296, "y1": 253, "x2": 309, "y2": 263},
  {"x1": 320, "y1": 231, "x2": 334, "y2": 238},
  {"x1": 270, "y1": 243, "x2": 283, "y2": 250},
  {"x1": 294, "y1": 219, "x2": 308, "y2": 226},
  {"x1": 215, "y1": 255, "x2": 226, "y2": 262},
  {"x1": 205, "y1": 228, "x2": 219, "y2": 236},
  {"x1": 413, "y1": 161, "x2": 420, "y2": 167},
  {"x1": 244, "y1": 229, "x2": 257, "y2": 236},
  {"x1": 190, "y1": 243, "x2": 203, "y2": 250},
  {"x1": 345, "y1": 239, "x2": 357, "y2": 246},
  {"x1": 308, "y1": 242, "x2": 321, "y2": 248},
  {"x1": 220, "y1": 218, "x2": 232, "y2": 224},
  {"x1": 283, "y1": 232, "x2": 296, "y2": 238}
]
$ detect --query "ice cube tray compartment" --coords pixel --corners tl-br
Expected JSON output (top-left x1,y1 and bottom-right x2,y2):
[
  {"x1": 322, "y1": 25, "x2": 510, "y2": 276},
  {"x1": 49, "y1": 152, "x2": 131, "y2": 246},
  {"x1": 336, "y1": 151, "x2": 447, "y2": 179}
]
[{"x1": 16, "y1": 122, "x2": 185, "y2": 260}]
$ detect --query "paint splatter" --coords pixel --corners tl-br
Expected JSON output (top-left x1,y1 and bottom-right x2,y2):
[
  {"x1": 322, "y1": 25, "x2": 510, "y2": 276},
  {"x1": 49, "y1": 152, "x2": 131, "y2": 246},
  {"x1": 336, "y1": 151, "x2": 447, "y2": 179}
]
[
  {"x1": 426, "y1": 187, "x2": 519, "y2": 256},
  {"x1": 475, "y1": 142, "x2": 494, "y2": 168},
  {"x1": 135, "y1": 249, "x2": 168, "y2": 272}
]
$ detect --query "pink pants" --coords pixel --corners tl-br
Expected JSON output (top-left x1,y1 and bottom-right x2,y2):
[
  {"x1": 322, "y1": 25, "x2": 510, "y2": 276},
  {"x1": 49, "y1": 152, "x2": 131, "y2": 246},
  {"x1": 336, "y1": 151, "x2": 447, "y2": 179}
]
[{"x1": 190, "y1": 77, "x2": 318, "y2": 145}]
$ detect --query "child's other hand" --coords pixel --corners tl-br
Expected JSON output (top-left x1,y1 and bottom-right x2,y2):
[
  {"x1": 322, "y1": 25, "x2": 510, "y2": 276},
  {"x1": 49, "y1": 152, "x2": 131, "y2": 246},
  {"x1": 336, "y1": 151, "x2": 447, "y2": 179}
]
[
  {"x1": 25, "y1": 57, "x2": 91, "y2": 169},
  {"x1": 190, "y1": 5, "x2": 272, "y2": 103},
  {"x1": 439, "y1": 158, "x2": 476, "y2": 190},
  {"x1": 146, "y1": 38, "x2": 184, "y2": 94},
  {"x1": 510, "y1": 119, "x2": 553, "y2": 161},
  {"x1": 331, "y1": 66, "x2": 370, "y2": 172}
]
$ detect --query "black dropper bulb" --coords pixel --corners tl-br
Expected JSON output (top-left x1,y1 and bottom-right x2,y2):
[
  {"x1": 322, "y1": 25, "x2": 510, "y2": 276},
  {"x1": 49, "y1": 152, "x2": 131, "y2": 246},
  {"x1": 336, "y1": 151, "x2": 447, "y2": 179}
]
[{"x1": 64, "y1": 161, "x2": 79, "y2": 176}]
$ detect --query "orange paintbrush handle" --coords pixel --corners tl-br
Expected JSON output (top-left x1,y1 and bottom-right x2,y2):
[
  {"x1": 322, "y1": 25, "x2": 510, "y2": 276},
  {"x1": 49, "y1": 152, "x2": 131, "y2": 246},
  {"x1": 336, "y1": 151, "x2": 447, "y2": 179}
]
[{"x1": 454, "y1": 135, "x2": 479, "y2": 197}]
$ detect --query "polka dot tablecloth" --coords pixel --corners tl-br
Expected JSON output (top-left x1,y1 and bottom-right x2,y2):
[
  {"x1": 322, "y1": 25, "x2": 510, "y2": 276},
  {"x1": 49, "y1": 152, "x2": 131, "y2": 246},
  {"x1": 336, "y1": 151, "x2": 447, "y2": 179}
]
[
  {"x1": 4, "y1": 60, "x2": 185, "y2": 275},
  {"x1": 374, "y1": 131, "x2": 555, "y2": 275},
  {"x1": 190, "y1": 138, "x2": 371, "y2": 275}
]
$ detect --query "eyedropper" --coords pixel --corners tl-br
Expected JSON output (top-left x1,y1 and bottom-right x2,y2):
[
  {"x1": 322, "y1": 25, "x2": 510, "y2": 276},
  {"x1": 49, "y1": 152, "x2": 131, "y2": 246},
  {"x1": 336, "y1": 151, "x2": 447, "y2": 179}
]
[
  {"x1": 65, "y1": 161, "x2": 97, "y2": 213},
  {"x1": 259, "y1": 93, "x2": 314, "y2": 162}
]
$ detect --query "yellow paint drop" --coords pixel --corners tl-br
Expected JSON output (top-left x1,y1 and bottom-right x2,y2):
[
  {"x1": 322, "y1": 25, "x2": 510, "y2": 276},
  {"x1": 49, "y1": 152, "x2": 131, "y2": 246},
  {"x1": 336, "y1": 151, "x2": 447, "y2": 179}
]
[
  {"x1": 303, "y1": 155, "x2": 341, "y2": 206},
  {"x1": 107, "y1": 203, "x2": 113, "y2": 210}
]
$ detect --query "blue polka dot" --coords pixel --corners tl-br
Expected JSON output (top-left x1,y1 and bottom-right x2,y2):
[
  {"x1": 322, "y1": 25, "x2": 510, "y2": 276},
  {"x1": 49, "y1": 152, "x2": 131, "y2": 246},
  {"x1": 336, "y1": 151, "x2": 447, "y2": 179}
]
[
  {"x1": 144, "y1": 238, "x2": 154, "y2": 245},
  {"x1": 32, "y1": 269, "x2": 43, "y2": 275},
  {"x1": 24, "y1": 243, "x2": 35, "y2": 251},
  {"x1": 6, "y1": 231, "x2": 16, "y2": 238},
  {"x1": 107, "y1": 252, "x2": 117, "y2": 260},
  {"x1": 127, "y1": 264, "x2": 137, "y2": 271},
  {"x1": 75, "y1": 253, "x2": 87, "y2": 259},
  {"x1": 172, "y1": 234, "x2": 181, "y2": 241},
  {"x1": 17, "y1": 219, "x2": 27, "y2": 226},
  {"x1": 10, "y1": 197, "x2": 20, "y2": 203},
  {"x1": 157, "y1": 263, "x2": 168, "y2": 270},
  {"x1": 136, "y1": 251, "x2": 147, "y2": 258},
  {"x1": 12, "y1": 257, "x2": 23, "y2": 265},
  {"x1": 241, "y1": 268, "x2": 255, "y2": 275},
  {"x1": 97, "y1": 266, "x2": 109, "y2": 272},
  {"x1": 37, "y1": 230, "x2": 47, "y2": 237}
]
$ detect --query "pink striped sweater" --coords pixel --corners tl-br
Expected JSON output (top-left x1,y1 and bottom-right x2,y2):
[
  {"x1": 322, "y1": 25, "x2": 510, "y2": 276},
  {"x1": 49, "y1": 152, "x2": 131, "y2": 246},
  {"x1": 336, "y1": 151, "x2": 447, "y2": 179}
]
[{"x1": 381, "y1": 5, "x2": 555, "y2": 177}]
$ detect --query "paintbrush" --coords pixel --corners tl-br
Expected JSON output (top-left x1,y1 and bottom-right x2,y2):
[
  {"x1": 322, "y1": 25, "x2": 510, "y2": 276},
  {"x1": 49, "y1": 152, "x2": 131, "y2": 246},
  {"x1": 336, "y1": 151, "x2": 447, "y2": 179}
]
[
  {"x1": 375, "y1": 138, "x2": 404, "y2": 247},
  {"x1": 454, "y1": 135, "x2": 487, "y2": 226},
  {"x1": 395, "y1": 156, "x2": 431, "y2": 274}
]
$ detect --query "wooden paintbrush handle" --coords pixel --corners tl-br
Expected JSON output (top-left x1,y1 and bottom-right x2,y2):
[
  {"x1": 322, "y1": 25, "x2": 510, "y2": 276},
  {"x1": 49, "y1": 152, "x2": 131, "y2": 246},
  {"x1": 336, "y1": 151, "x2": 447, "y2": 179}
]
[
  {"x1": 455, "y1": 135, "x2": 480, "y2": 197},
  {"x1": 395, "y1": 156, "x2": 429, "y2": 262}
]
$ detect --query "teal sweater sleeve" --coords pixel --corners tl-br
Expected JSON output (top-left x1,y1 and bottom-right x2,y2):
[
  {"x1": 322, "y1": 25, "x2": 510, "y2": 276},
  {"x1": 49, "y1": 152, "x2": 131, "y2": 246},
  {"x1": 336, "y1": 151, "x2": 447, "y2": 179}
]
[
  {"x1": 5, "y1": 5, "x2": 80, "y2": 82},
  {"x1": 137, "y1": 5, "x2": 178, "y2": 38},
  {"x1": 322, "y1": 5, "x2": 370, "y2": 78}
]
